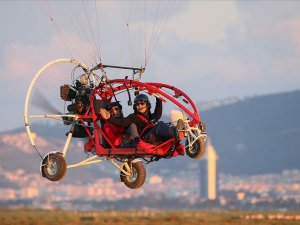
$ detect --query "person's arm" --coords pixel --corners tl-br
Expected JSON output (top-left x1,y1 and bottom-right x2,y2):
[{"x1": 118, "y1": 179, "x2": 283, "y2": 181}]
[
  {"x1": 153, "y1": 97, "x2": 162, "y2": 120},
  {"x1": 99, "y1": 108, "x2": 136, "y2": 128},
  {"x1": 108, "y1": 114, "x2": 135, "y2": 128}
]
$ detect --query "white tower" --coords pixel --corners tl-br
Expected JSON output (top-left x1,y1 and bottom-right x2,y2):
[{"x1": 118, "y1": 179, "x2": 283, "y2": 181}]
[{"x1": 200, "y1": 138, "x2": 218, "y2": 200}]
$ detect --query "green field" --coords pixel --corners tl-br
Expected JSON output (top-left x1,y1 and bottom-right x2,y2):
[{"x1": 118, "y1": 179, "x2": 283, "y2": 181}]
[{"x1": 1, "y1": 209, "x2": 300, "y2": 225}]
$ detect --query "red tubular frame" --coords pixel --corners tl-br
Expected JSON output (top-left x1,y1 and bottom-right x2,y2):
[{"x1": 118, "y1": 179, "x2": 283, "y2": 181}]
[{"x1": 78, "y1": 79, "x2": 201, "y2": 157}]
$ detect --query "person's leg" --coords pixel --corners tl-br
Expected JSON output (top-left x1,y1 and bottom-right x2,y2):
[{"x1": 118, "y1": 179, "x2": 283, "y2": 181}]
[
  {"x1": 143, "y1": 131, "x2": 161, "y2": 145},
  {"x1": 129, "y1": 123, "x2": 140, "y2": 144},
  {"x1": 142, "y1": 122, "x2": 171, "y2": 144},
  {"x1": 153, "y1": 121, "x2": 176, "y2": 138},
  {"x1": 145, "y1": 120, "x2": 185, "y2": 141},
  {"x1": 119, "y1": 124, "x2": 136, "y2": 147}
]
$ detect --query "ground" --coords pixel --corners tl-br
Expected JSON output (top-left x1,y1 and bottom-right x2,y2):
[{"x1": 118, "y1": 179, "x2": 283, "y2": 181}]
[{"x1": 1, "y1": 209, "x2": 300, "y2": 225}]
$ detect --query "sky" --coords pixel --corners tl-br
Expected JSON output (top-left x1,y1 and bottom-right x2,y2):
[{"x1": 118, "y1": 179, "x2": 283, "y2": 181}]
[{"x1": 0, "y1": 1, "x2": 300, "y2": 132}]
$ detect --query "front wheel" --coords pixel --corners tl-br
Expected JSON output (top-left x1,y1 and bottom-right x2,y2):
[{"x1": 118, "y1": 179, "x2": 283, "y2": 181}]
[
  {"x1": 185, "y1": 137, "x2": 206, "y2": 159},
  {"x1": 120, "y1": 161, "x2": 146, "y2": 189},
  {"x1": 41, "y1": 153, "x2": 67, "y2": 181}
]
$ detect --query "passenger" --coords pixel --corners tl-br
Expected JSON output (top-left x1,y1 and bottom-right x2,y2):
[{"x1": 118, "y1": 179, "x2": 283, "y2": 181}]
[{"x1": 99, "y1": 93, "x2": 185, "y2": 147}]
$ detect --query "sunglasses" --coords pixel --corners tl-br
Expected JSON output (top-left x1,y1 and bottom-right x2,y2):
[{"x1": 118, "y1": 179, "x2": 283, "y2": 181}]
[{"x1": 135, "y1": 101, "x2": 146, "y2": 106}]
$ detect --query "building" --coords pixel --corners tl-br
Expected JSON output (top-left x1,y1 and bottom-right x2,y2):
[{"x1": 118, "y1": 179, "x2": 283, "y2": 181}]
[{"x1": 199, "y1": 138, "x2": 218, "y2": 200}]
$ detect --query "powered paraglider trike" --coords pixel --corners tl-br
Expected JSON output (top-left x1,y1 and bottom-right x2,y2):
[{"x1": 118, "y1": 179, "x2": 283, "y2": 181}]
[{"x1": 24, "y1": 58, "x2": 207, "y2": 189}]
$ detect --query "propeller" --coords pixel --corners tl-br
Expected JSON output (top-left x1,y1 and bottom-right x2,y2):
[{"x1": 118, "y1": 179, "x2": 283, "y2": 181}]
[{"x1": 32, "y1": 89, "x2": 62, "y2": 115}]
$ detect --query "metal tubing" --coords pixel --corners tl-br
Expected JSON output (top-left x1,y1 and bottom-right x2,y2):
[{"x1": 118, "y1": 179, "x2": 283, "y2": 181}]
[
  {"x1": 29, "y1": 114, "x2": 77, "y2": 119},
  {"x1": 67, "y1": 155, "x2": 104, "y2": 169},
  {"x1": 110, "y1": 160, "x2": 131, "y2": 176},
  {"x1": 91, "y1": 63, "x2": 144, "y2": 72},
  {"x1": 62, "y1": 123, "x2": 75, "y2": 157}
]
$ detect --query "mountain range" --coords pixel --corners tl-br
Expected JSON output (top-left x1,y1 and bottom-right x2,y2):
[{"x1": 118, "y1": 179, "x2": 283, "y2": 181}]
[{"x1": 200, "y1": 90, "x2": 300, "y2": 175}]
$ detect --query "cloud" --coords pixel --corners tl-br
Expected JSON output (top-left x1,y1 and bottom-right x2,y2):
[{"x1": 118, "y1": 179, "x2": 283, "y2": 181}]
[
  {"x1": 166, "y1": 1, "x2": 243, "y2": 46},
  {"x1": 3, "y1": 44, "x2": 40, "y2": 80},
  {"x1": 147, "y1": 1, "x2": 300, "y2": 100},
  {"x1": 279, "y1": 17, "x2": 300, "y2": 54},
  {"x1": 1, "y1": 33, "x2": 102, "y2": 81},
  {"x1": 1, "y1": 0, "x2": 300, "y2": 130},
  {"x1": 0, "y1": 31, "x2": 101, "y2": 131},
  {"x1": 149, "y1": 48, "x2": 263, "y2": 87}
]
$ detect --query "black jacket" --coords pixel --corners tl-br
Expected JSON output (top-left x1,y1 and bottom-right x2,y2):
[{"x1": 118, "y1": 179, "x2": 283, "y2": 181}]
[{"x1": 108, "y1": 98, "x2": 162, "y2": 134}]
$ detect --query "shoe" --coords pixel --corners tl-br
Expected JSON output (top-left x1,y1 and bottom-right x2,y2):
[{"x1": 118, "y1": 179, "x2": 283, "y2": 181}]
[
  {"x1": 133, "y1": 136, "x2": 140, "y2": 144},
  {"x1": 176, "y1": 119, "x2": 185, "y2": 140}
]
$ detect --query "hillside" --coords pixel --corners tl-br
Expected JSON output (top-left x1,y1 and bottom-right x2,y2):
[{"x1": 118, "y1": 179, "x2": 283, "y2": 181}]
[{"x1": 200, "y1": 90, "x2": 300, "y2": 175}]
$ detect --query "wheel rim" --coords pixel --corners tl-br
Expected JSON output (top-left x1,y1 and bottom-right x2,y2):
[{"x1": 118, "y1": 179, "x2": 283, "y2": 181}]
[
  {"x1": 46, "y1": 159, "x2": 59, "y2": 176},
  {"x1": 129, "y1": 167, "x2": 138, "y2": 183},
  {"x1": 189, "y1": 143, "x2": 198, "y2": 154},
  {"x1": 190, "y1": 145, "x2": 197, "y2": 154}
]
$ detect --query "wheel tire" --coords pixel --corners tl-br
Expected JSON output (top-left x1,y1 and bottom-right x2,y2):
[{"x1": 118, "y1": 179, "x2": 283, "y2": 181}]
[
  {"x1": 185, "y1": 137, "x2": 206, "y2": 159},
  {"x1": 41, "y1": 153, "x2": 67, "y2": 181},
  {"x1": 120, "y1": 162, "x2": 146, "y2": 189}
]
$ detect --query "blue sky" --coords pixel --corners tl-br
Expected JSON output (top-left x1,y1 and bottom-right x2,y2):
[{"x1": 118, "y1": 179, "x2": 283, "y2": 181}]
[{"x1": 0, "y1": 1, "x2": 300, "y2": 132}]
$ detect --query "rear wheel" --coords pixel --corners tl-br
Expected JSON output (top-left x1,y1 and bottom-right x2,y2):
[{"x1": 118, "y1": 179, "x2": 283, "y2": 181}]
[
  {"x1": 185, "y1": 137, "x2": 206, "y2": 159},
  {"x1": 120, "y1": 161, "x2": 146, "y2": 189},
  {"x1": 41, "y1": 153, "x2": 67, "y2": 181}
]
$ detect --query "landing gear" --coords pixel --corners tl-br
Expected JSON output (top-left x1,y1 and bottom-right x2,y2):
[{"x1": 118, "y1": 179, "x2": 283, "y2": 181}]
[
  {"x1": 41, "y1": 153, "x2": 67, "y2": 181},
  {"x1": 120, "y1": 161, "x2": 146, "y2": 189},
  {"x1": 185, "y1": 122, "x2": 207, "y2": 159},
  {"x1": 185, "y1": 137, "x2": 206, "y2": 159}
]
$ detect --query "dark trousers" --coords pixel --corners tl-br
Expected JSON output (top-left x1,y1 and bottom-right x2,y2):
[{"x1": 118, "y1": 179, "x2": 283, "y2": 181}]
[
  {"x1": 143, "y1": 121, "x2": 176, "y2": 145},
  {"x1": 120, "y1": 122, "x2": 176, "y2": 147}
]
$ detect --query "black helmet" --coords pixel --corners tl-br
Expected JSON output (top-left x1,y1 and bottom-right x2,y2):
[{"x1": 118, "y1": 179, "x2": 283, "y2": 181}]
[
  {"x1": 134, "y1": 94, "x2": 149, "y2": 103},
  {"x1": 133, "y1": 94, "x2": 151, "y2": 111},
  {"x1": 105, "y1": 102, "x2": 123, "y2": 118},
  {"x1": 105, "y1": 101, "x2": 122, "y2": 111}
]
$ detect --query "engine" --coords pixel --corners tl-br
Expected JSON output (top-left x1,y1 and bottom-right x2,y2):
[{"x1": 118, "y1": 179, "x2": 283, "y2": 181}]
[
  {"x1": 60, "y1": 78, "x2": 92, "y2": 115},
  {"x1": 60, "y1": 76, "x2": 93, "y2": 138}
]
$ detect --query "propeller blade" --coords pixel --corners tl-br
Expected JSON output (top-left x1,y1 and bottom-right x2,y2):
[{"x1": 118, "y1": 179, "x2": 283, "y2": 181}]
[{"x1": 32, "y1": 89, "x2": 62, "y2": 115}]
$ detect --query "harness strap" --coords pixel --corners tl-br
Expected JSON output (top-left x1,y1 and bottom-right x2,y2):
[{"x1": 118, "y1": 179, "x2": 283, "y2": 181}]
[
  {"x1": 136, "y1": 113, "x2": 150, "y2": 124},
  {"x1": 136, "y1": 114, "x2": 156, "y2": 136},
  {"x1": 140, "y1": 124, "x2": 156, "y2": 137}
]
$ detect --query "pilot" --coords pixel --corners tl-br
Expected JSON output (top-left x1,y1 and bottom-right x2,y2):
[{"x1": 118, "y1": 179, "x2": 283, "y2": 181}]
[
  {"x1": 84, "y1": 102, "x2": 124, "y2": 151},
  {"x1": 102, "y1": 102, "x2": 141, "y2": 148},
  {"x1": 102, "y1": 102, "x2": 125, "y2": 147}
]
